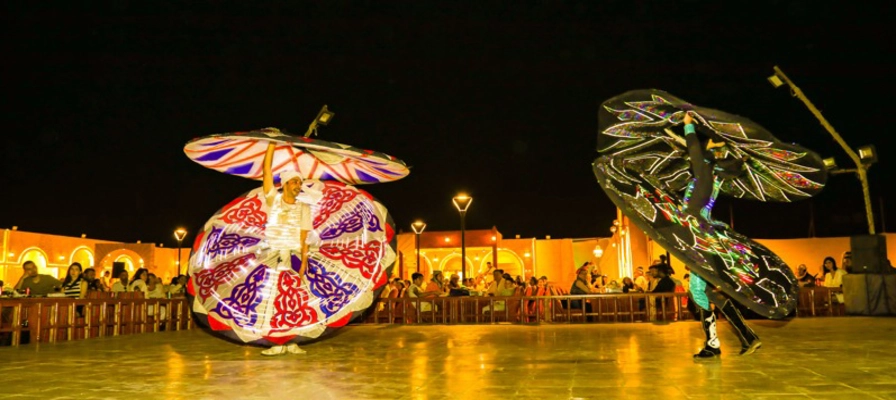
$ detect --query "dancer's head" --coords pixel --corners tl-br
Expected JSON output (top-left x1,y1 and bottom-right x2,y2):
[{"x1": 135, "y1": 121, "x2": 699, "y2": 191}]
[{"x1": 279, "y1": 171, "x2": 304, "y2": 200}]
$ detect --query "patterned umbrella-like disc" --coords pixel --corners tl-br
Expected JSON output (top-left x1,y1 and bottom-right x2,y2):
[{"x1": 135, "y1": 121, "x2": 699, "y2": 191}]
[
  {"x1": 184, "y1": 127, "x2": 409, "y2": 185},
  {"x1": 186, "y1": 180, "x2": 395, "y2": 345}
]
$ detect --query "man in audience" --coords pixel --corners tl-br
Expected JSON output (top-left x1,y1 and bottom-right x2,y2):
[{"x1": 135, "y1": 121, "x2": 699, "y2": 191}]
[
  {"x1": 111, "y1": 270, "x2": 129, "y2": 293},
  {"x1": 634, "y1": 266, "x2": 648, "y2": 292},
  {"x1": 486, "y1": 269, "x2": 505, "y2": 296},
  {"x1": 841, "y1": 251, "x2": 853, "y2": 274},
  {"x1": 795, "y1": 264, "x2": 816, "y2": 287},
  {"x1": 14, "y1": 261, "x2": 62, "y2": 296}
]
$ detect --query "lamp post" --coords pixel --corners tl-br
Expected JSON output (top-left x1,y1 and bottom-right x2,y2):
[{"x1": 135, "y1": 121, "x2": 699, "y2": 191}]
[
  {"x1": 452, "y1": 194, "x2": 473, "y2": 279},
  {"x1": 174, "y1": 228, "x2": 187, "y2": 275},
  {"x1": 411, "y1": 221, "x2": 427, "y2": 273},
  {"x1": 768, "y1": 66, "x2": 878, "y2": 234},
  {"x1": 304, "y1": 105, "x2": 336, "y2": 138}
]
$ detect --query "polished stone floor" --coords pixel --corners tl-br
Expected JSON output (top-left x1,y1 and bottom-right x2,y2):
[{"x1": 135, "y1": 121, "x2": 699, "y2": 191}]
[{"x1": 2, "y1": 318, "x2": 896, "y2": 399}]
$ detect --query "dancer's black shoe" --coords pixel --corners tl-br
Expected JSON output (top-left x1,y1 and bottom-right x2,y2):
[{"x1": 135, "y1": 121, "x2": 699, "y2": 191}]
[
  {"x1": 739, "y1": 340, "x2": 762, "y2": 356},
  {"x1": 693, "y1": 347, "x2": 721, "y2": 359}
]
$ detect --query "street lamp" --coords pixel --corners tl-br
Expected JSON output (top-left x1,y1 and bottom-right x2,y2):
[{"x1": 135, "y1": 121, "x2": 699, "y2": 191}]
[
  {"x1": 304, "y1": 105, "x2": 336, "y2": 137},
  {"x1": 452, "y1": 194, "x2": 473, "y2": 279},
  {"x1": 769, "y1": 66, "x2": 878, "y2": 234},
  {"x1": 174, "y1": 228, "x2": 187, "y2": 275},
  {"x1": 411, "y1": 221, "x2": 427, "y2": 273}
]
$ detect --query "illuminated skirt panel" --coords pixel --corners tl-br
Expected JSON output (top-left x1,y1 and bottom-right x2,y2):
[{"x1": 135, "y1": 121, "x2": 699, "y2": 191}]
[{"x1": 186, "y1": 181, "x2": 395, "y2": 346}]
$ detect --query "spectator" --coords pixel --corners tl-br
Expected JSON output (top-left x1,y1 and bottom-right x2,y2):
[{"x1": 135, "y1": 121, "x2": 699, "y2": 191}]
[
  {"x1": 795, "y1": 264, "x2": 816, "y2": 287},
  {"x1": 486, "y1": 269, "x2": 506, "y2": 296},
  {"x1": 426, "y1": 271, "x2": 447, "y2": 295},
  {"x1": 515, "y1": 275, "x2": 525, "y2": 288},
  {"x1": 146, "y1": 274, "x2": 165, "y2": 298},
  {"x1": 407, "y1": 272, "x2": 441, "y2": 312},
  {"x1": 622, "y1": 277, "x2": 641, "y2": 293},
  {"x1": 841, "y1": 252, "x2": 853, "y2": 274},
  {"x1": 168, "y1": 275, "x2": 187, "y2": 296},
  {"x1": 15, "y1": 261, "x2": 61, "y2": 296},
  {"x1": 483, "y1": 273, "x2": 517, "y2": 312},
  {"x1": 111, "y1": 270, "x2": 129, "y2": 293},
  {"x1": 634, "y1": 266, "x2": 649, "y2": 292},
  {"x1": 822, "y1": 256, "x2": 845, "y2": 303},
  {"x1": 646, "y1": 265, "x2": 675, "y2": 318},
  {"x1": 569, "y1": 267, "x2": 596, "y2": 312},
  {"x1": 82, "y1": 268, "x2": 105, "y2": 295},
  {"x1": 101, "y1": 270, "x2": 112, "y2": 290},
  {"x1": 61, "y1": 262, "x2": 84, "y2": 298},
  {"x1": 128, "y1": 268, "x2": 149, "y2": 297},
  {"x1": 448, "y1": 274, "x2": 462, "y2": 290},
  {"x1": 528, "y1": 277, "x2": 538, "y2": 288}
]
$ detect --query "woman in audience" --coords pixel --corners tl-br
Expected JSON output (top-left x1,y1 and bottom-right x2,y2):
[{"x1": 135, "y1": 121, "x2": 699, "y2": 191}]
[
  {"x1": 821, "y1": 256, "x2": 845, "y2": 303},
  {"x1": 61, "y1": 263, "x2": 84, "y2": 298},
  {"x1": 569, "y1": 267, "x2": 596, "y2": 313},
  {"x1": 128, "y1": 268, "x2": 150, "y2": 297},
  {"x1": 622, "y1": 277, "x2": 641, "y2": 293}
]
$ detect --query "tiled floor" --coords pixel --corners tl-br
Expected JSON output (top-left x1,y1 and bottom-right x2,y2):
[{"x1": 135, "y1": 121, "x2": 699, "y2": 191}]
[{"x1": 2, "y1": 317, "x2": 895, "y2": 399}]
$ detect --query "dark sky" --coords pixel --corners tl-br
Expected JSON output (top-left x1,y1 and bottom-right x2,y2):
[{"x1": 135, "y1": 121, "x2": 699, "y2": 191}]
[{"x1": 2, "y1": 2, "x2": 893, "y2": 247}]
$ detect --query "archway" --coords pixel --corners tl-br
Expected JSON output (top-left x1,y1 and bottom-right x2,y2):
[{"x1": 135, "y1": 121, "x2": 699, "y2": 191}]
[
  {"x1": 98, "y1": 249, "x2": 145, "y2": 276},
  {"x1": 20, "y1": 247, "x2": 51, "y2": 275},
  {"x1": 479, "y1": 249, "x2": 525, "y2": 278},
  {"x1": 438, "y1": 253, "x2": 473, "y2": 279},
  {"x1": 70, "y1": 246, "x2": 95, "y2": 268}
]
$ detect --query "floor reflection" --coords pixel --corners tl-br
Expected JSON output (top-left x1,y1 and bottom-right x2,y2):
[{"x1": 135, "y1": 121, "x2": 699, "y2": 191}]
[{"x1": 1, "y1": 317, "x2": 895, "y2": 399}]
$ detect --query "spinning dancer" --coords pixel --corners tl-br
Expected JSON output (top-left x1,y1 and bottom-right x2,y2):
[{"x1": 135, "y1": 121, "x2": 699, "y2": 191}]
[
  {"x1": 261, "y1": 142, "x2": 321, "y2": 275},
  {"x1": 184, "y1": 125, "x2": 406, "y2": 359},
  {"x1": 681, "y1": 113, "x2": 761, "y2": 359},
  {"x1": 258, "y1": 142, "x2": 321, "y2": 356}
]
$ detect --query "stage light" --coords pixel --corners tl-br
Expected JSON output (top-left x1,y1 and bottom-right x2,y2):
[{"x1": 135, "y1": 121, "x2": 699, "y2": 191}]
[
  {"x1": 768, "y1": 74, "x2": 784, "y2": 88},
  {"x1": 858, "y1": 145, "x2": 878, "y2": 165}
]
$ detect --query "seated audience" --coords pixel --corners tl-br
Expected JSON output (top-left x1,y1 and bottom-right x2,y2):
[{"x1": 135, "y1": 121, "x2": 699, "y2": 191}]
[
  {"x1": 795, "y1": 264, "x2": 816, "y2": 287},
  {"x1": 61, "y1": 262, "x2": 84, "y2": 298},
  {"x1": 128, "y1": 268, "x2": 150, "y2": 297},
  {"x1": 15, "y1": 261, "x2": 62, "y2": 296},
  {"x1": 111, "y1": 271, "x2": 129, "y2": 293}
]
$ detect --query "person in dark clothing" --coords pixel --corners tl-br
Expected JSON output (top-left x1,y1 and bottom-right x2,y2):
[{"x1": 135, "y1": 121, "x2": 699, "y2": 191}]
[{"x1": 681, "y1": 113, "x2": 761, "y2": 359}]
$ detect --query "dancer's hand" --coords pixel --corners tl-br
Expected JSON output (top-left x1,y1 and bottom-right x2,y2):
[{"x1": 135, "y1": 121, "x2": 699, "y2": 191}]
[{"x1": 683, "y1": 113, "x2": 694, "y2": 125}]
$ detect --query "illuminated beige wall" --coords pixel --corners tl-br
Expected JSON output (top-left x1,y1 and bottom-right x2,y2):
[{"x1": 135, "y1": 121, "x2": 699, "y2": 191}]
[{"x1": 1, "y1": 228, "x2": 190, "y2": 285}]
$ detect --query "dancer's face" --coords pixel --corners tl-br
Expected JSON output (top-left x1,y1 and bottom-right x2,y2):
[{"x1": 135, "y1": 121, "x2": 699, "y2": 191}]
[{"x1": 283, "y1": 178, "x2": 303, "y2": 200}]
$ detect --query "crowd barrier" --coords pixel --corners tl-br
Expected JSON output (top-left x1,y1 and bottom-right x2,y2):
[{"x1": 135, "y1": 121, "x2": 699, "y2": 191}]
[
  {"x1": 0, "y1": 293, "x2": 192, "y2": 347},
  {"x1": 361, "y1": 287, "x2": 845, "y2": 325},
  {"x1": 0, "y1": 288, "x2": 844, "y2": 346}
]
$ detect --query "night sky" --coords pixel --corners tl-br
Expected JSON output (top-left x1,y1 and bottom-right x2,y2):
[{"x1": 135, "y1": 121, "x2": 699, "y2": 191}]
[{"x1": 2, "y1": 2, "x2": 893, "y2": 247}]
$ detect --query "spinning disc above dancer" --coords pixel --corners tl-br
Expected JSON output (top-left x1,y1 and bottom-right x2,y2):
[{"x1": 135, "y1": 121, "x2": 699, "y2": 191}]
[
  {"x1": 593, "y1": 89, "x2": 828, "y2": 359},
  {"x1": 184, "y1": 119, "x2": 408, "y2": 356}
]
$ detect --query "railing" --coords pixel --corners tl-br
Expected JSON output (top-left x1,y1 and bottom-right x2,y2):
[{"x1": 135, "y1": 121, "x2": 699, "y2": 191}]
[
  {"x1": 363, "y1": 292, "x2": 693, "y2": 325},
  {"x1": 0, "y1": 295, "x2": 193, "y2": 347},
  {"x1": 362, "y1": 287, "x2": 846, "y2": 325}
]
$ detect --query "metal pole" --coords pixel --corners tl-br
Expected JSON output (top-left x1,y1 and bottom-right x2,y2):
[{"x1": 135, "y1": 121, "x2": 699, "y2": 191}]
[
  {"x1": 460, "y1": 211, "x2": 467, "y2": 280},
  {"x1": 415, "y1": 233, "x2": 421, "y2": 273},
  {"x1": 177, "y1": 240, "x2": 183, "y2": 275},
  {"x1": 773, "y1": 66, "x2": 875, "y2": 234}
]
